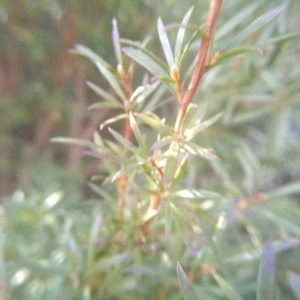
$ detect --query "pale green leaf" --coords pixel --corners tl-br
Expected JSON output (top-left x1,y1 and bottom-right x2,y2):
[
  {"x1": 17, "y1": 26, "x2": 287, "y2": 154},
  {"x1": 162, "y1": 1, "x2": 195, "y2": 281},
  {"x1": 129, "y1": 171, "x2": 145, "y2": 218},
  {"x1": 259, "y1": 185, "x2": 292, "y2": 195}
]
[
  {"x1": 213, "y1": 273, "x2": 244, "y2": 300},
  {"x1": 256, "y1": 237, "x2": 276, "y2": 300},
  {"x1": 96, "y1": 63, "x2": 125, "y2": 100},
  {"x1": 112, "y1": 19, "x2": 122, "y2": 64},
  {"x1": 287, "y1": 271, "x2": 300, "y2": 299},
  {"x1": 223, "y1": 5, "x2": 285, "y2": 50},
  {"x1": 129, "y1": 112, "x2": 147, "y2": 153},
  {"x1": 157, "y1": 17, "x2": 174, "y2": 68},
  {"x1": 87, "y1": 81, "x2": 122, "y2": 108},
  {"x1": 175, "y1": 6, "x2": 194, "y2": 65},
  {"x1": 185, "y1": 112, "x2": 223, "y2": 140},
  {"x1": 108, "y1": 128, "x2": 146, "y2": 159},
  {"x1": 123, "y1": 47, "x2": 169, "y2": 78},
  {"x1": 72, "y1": 44, "x2": 109, "y2": 67},
  {"x1": 177, "y1": 262, "x2": 198, "y2": 300}
]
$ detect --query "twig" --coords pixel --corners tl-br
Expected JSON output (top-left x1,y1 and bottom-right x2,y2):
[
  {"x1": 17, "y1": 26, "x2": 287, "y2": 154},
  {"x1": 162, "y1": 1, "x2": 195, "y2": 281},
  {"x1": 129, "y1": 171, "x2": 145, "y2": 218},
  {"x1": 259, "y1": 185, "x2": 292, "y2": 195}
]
[{"x1": 174, "y1": 0, "x2": 223, "y2": 133}]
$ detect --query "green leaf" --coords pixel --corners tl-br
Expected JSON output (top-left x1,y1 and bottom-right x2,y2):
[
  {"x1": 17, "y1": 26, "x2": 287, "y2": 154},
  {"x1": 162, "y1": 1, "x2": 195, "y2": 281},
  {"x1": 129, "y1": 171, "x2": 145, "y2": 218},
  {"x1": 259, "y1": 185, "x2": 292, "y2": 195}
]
[
  {"x1": 123, "y1": 47, "x2": 169, "y2": 78},
  {"x1": 185, "y1": 112, "x2": 223, "y2": 140},
  {"x1": 87, "y1": 81, "x2": 122, "y2": 108},
  {"x1": 87, "y1": 213, "x2": 102, "y2": 267},
  {"x1": 130, "y1": 81, "x2": 160, "y2": 105},
  {"x1": 175, "y1": 6, "x2": 194, "y2": 65},
  {"x1": 157, "y1": 17, "x2": 174, "y2": 68},
  {"x1": 215, "y1": 3, "x2": 260, "y2": 40},
  {"x1": 112, "y1": 162, "x2": 141, "y2": 182},
  {"x1": 108, "y1": 127, "x2": 146, "y2": 159},
  {"x1": 50, "y1": 137, "x2": 95, "y2": 148},
  {"x1": 213, "y1": 273, "x2": 244, "y2": 300},
  {"x1": 181, "y1": 103, "x2": 198, "y2": 133},
  {"x1": 88, "y1": 182, "x2": 114, "y2": 201},
  {"x1": 96, "y1": 63, "x2": 126, "y2": 100},
  {"x1": 0, "y1": 234, "x2": 5, "y2": 282},
  {"x1": 72, "y1": 44, "x2": 109, "y2": 67},
  {"x1": 256, "y1": 237, "x2": 276, "y2": 300},
  {"x1": 141, "y1": 84, "x2": 167, "y2": 112},
  {"x1": 264, "y1": 31, "x2": 300, "y2": 45},
  {"x1": 129, "y1": 112, "x2": 147, "y2": 153},
  {"x1": 100, "y1": 114, "x2": 127, "y2": 130},
  {"x1": 177, "y1": 262, "x2": 198, "y2": 300},
  {"x1": 211, "y1": 46, "x2": 263, "y2": 67},
  {"x1": 150, "y1": 137, "x2": 174, "y2": 152},
  {"x1": 266, "y1": 181, "x2": 300, "y2": 200},
  {"x1": 163, "y1": 143, "x2": 179, "y2": 189},
  {"x1": 183, "y1": 141, "x2": 219, "y2": 160},
  {"x1": 223, "y1": 5, "x2": 285, "y2": 50},
  {"x1": 230, "y1": 106, "x2": 271, "y2": 125},
  {"x1": 112, "y1": 19, "x2": 122, "y2": 65},
  {"x1": 170, "y1": 154, "x2": 188, "y2": 189},
  {"x1": 179, "y1": 29, "x2": 202, "y2": 70},
  {"x1": 165, "y1": 202, "x2": 172, "y2": 242},
  {"x1": 121, "y1": 39, "x2": 170, "y2": 74},
  {"x1": 287, "y1": 271, "x2": 300, "y2": 299},
  {"x1": 135, "y1": 112, "x2": 173, "y2": 135},
  {"x1": 88, "y1": 101, "x2": 120, "y2": 110},
  {"x1": 90, "y1": 253, "x2": 132, "y2": 273},
  {"x1": 171, "y1": 189, "x2": 220, "y2": 199}
]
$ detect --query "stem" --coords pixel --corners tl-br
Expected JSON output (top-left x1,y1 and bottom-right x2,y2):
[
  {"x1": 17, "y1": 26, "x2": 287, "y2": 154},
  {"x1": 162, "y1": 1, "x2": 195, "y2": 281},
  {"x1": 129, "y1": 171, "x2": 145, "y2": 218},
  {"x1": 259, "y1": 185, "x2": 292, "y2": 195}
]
[
  {"x1": 140, "y1": 0, "x2": 223, "y2": 234},
  {"x1": 174, "y1": 0, "x2": 223, "y2": 133},
  {"x1": 118, "y1": 64, "x2": 133, "y2": 221}
]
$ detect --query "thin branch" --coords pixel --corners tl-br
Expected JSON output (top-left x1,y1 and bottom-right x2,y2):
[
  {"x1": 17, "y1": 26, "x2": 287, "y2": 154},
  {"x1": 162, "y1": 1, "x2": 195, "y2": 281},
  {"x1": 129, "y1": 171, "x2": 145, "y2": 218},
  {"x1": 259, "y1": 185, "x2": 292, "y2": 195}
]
[{"x1": 174, "y1": 0, "x2": 223, "y2": 133}]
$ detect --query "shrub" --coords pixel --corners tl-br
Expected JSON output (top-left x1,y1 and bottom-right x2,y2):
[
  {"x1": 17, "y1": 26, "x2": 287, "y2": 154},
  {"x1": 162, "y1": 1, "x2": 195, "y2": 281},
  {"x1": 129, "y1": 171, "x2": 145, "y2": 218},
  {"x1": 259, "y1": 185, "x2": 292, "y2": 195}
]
[{"x1": 2, "y1": 0, "x2": 300, "y2": 299}]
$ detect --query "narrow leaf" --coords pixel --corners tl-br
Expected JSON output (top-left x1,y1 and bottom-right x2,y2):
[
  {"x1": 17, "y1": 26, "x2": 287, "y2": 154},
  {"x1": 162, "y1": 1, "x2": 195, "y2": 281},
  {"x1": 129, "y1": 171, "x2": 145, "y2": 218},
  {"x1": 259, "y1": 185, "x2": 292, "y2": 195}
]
[
  {"x1": 183, "y1": 141, "x2": 219, "y2": 160},
  {"x1": 50, "y1": 137, "x2": 95, "y2": 148},
  {"x1": 88, "y1": 182, "x2": 114, "y2": 201},
  {"x1": 96, "y1": 63, "x2": 125, "y2": 100},
  {"x1": 213, "y1": 273, "x2": 244, "y2": 300},
  {"x1": 112, "y1": 162, "x2": 141, "y2": 182},
  {"x1": 175, "y1": 6, "x2": 194, "y2": 65},
  {"x1": 112, "y1": 19, "x2": 122, "y2": 64},
  {"x1": 163, "y1": 143, "x2": 179, "y2": 189},
  {"x1": 211, "y1": 46, "x2": 263, "y2": 67},
  {"x1": 129, "y1": 112, "x2": 147, "y2": 153},
  {"x1": 185, "y1": 112, "x2": 223, "y2": 140},
  {"x1": 181, "y1": 103, "x2": 198, "y2": 133},
  {"x1": 91, "y1": 253, "x2": 132, "y2": 273},
  {"x1": 121, "y1": 38, "x2": 170, "y2": 74},
  {"x1": 266, "y1": 181, "x2": 300, "y2": 200},
  {"x1": 179, "y1": 30, "x2": 202, "y2": 69},
  {"x1": 123, "y1": 47, "x2": 169, "y2": 78},
  {"x1": 264, "y1": 31, "x2": 300, "y2": 45},
  {"x1": 215, "y1": 3, "x2": 260, "y2": 39},
  {"x1": 171, "y1": 189, "x2": 220, "y2": 199},
  {"x1": 100, "y1": 114, "x2": 127, "y2": 130},
  {"x1": 87, "y1": 81, "x2": 122, "y2": 107},
  {"x1": 136, "y1": 112, "x2": 173, "y2": 135},
  {"x1": 108, "y1": 128, "x2": 146, "y2": 159},
  {"x1": 223, "y1": 5, "x2": 285, "y2": 50},
  {"x1": 177, "y1": 262, "x2": 198, "y2": 300},
  {"x1": 165, "y1": 202, "x2": 172, "y2": 242},
  {"x1": 157, "y1": 17, "x2": 174, "y2": 68},
  {"x1": 287, "y1": 271, "x2": 300, "y2": 299},
  {"x1": 170, "y1": 154, "x2": 188, "y2": 189},
  {"x1": 72, "y1": 44, "x2": 109, "y2": 67},
  {"x1": 256, "y1": 237, "x2": 276, "y2": 300}
]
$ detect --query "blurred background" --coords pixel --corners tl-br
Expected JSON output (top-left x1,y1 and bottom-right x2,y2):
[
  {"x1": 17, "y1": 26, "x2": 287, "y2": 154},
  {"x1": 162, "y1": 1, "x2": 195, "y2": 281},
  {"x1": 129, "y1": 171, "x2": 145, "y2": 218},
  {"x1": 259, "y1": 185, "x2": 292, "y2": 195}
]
[
  {"x1": 1, "y1": 0, "x2": 300, "y2": 299},
  {"x1": 0, "y1": 0, "x2": 220, "y2": 200},
  {"x1": 1, "y1": 0, "x2": 299, "y2": 200}
]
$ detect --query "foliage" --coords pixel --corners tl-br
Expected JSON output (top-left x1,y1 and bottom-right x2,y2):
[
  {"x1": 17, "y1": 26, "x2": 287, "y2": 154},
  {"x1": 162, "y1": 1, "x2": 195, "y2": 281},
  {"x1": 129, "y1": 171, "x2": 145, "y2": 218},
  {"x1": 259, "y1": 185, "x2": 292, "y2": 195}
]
[{"x1": 2, "y1": 0, "x2": 300, "y2": 299}]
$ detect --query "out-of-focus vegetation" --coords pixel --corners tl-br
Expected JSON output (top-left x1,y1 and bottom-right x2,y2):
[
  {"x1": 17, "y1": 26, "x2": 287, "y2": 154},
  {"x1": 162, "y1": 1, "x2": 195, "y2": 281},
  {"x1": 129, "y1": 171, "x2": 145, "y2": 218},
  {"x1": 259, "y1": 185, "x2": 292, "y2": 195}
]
[
  {"x1": 0, "y1": 0, "x2": 194, "y2": 196},
  {"x1": 1, "y1": 0, "x2": 300, "y2": 299}
]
